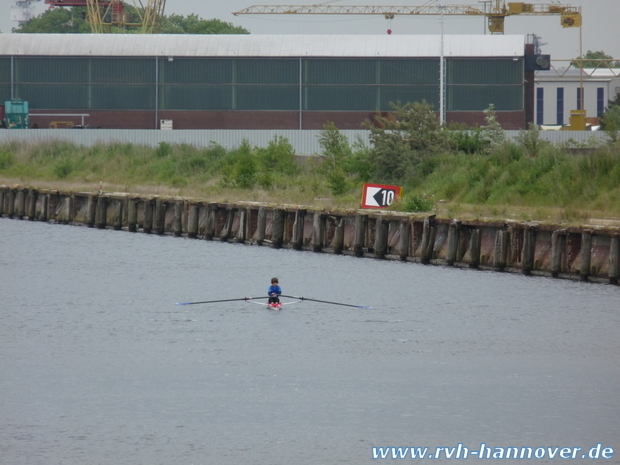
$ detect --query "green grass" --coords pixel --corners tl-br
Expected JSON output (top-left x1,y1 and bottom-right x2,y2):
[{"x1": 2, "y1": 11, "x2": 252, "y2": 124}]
[
  {"x1": 411, "y1": 142, "x2": 620, "y2": 215},
  {"x1": 1, "y1": 138, "x2": 619, "y2": 223}
]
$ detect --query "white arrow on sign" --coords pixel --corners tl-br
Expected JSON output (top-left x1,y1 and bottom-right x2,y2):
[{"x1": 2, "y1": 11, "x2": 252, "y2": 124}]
[{"x1": 366, "y1": 186, "x2": 382, "y2": 207}]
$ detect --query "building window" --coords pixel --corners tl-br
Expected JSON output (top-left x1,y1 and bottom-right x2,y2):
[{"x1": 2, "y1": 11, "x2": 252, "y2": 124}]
[
  {"x1": 597, "y1": 87, "x2": 605, "y2": 118},
  {"x1": 557, "y1": 87, "x2": 564, "y2": 125},
  {"x1": 576, "y1": 87, "x2": 583, "y2": 110},
  {"x1": 536, "y1": 87, "x2": 544, "y2": 125}
]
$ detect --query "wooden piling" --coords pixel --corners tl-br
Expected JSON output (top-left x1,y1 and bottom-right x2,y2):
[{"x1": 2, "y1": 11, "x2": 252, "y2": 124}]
[
  {"x1": 235, "y1": 209, "x2": 246, "y2": 243},
  {"x1": 55, "y1": 196, "x2": 64, "y2": 223},
  {"x1": 27, "y1": 189, "x2": 37, "y2": 220},
  {"x1": 0, "y1": 188, "x2": 5, "y2": 216},
  {"x1": 173, "y1": 202, "x2": 183, "y2": 237},
  {"x1": 609, "y1": 236, "x2": 619, "y2": 285},
  {"x1": 6, "y1": 189, "x2": 15, "y2": 218},
  {"x1": 551, "y1": 229, "x2": 566, "y2": 278},
  {"x1": 580, "y1": 230, "x2": 592, "y2": 281},
  {"x1": 46, "y1": 192, "x2": 56, "y2": 222},
  {"x1": 255, "y1": 206, "x2": 267, "y2": 245},
  {"x1": 291, "y1": 209, "x2": 306, "y2": 250},
  {"x1": 333, "y1": 218, "x2": 345, "y2": 255},
  {"x1": 311, "y1": 213, "x2": 326, "y2": 252},
  {"x1": 354, "y1": 214, "x2": 367, "y2": 257},
  {"x1": 501, "y1": 230, "x2": 510, "y2": 269},
  {"x1": 219, "y1": 207, "x2": 236, "y2": 241},
  {"x1": 143, "y1": 198, "x2": 154, "y2": 234},
  {"x1": 187, "y1": 203, "x2": 199, "y2": 238},
  {"x1": 112, "y1": 200, "x2": 123, "y2": 230},
  {"x1": 374, "y1": 218, "x2": 389, "y2": 259},
  {"x1": 446, "y1": 219, "x2": 461, "y2": 266},
  {"x1": 65, "y1": 194, "x2": 75, "y2": 224},
  {"x1": 85, "y1": 195, "x2": 96, "y2": 227},
  {"x1": 95, "y1": 195, "x2": 107, "y2": 229},
  {"x1": 17, "y1": 189, "x2": 26, "y2": 220},
  {"x1": 127, "y1": 198, "x2": 138, "y2": 232},
  {"x1": 271, "y1": 209, "x2": 286, "y2": 249},
  {"x1": 39, "y1": 194, "x2": 49, "y2": 222},
  {"x1": 153, "y1": 199, "x2": 162, "y2": 234},
  {"x1": 493, "y1": 230, "x2": 509, "y2": 271},
  {"x1": 469, "y1": 229, "x2": 481, "y2": 268},
  {"x1": 204, "y1": 203, "x2": 217, "y2": 240},
  {"x1": 522, "y1": 226, "x2": 536, "y2": 275},
  {"x1": 154, "y1": 199, "x2": 165, "y2": 235},
  {"x1": 398, "y1": 220, "x2": 410, "y2": 261},
  {"x1": 421, "y1": 215, "x2": 436, "y2": 264}
]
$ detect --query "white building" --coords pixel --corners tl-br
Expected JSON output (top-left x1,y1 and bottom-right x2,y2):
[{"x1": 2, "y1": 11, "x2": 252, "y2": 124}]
[{"x1": 535, "y1": 67, "x2": 620, "y2": 127}]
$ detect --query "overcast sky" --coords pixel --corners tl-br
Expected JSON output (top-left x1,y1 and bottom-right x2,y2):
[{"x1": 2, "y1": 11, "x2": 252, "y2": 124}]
[{"x1": 1, "y1": 0, "x2": 618, "y2": 62}]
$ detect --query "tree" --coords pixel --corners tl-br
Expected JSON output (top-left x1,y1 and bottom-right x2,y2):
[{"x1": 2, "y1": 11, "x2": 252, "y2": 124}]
[
  {"x1": 161, "y1": 14, "x2": 249, "y2": 34},
  {"x1": 481, "y1": 104, "x2": 507, "y2": 149},
  {"x1": 601, "y1": 94, "x2": 620, "y2": 143},
  {"x1": 14, "y1": 8, "x2": 249, "y2": 34},
  {"x1": 13, "y1": 8, "x2": 91, "y2": 33},
  {"x1": 572, "y1": 50, "x2": 620, "y2": 69},
  {"x1": 516, "y1": 123, "x2": 550, "y2": 156},
  {"x1": 363, "y1": 101, "x2": 449, "y2": 183},
  {"x1": 318, "y1": 121, "x2": 352, "y2": 170}
]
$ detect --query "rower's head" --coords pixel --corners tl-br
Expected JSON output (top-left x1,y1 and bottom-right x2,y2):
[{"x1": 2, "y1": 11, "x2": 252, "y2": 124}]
[{"x1": 271, "y1": 277, "x2": 279, "y2": 284}]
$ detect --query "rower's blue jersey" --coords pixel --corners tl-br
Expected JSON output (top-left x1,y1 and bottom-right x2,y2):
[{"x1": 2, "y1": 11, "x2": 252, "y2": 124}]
[{"x1": 268, "y1": 285, "x2": 282, "y2": 296}]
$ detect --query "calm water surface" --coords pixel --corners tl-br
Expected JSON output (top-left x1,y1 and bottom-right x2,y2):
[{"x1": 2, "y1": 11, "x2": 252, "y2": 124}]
[{"x1": 1, "y1": 219, "x2": 619, "y2": 464}]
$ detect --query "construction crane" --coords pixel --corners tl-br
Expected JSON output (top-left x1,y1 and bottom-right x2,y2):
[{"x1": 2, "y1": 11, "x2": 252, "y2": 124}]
[
  {"x1": 233, "y1": 1, "x2": 582, "y2": 35},
  {"x1": 44, "y1": 0, "x2": 165, "y2": 33}
]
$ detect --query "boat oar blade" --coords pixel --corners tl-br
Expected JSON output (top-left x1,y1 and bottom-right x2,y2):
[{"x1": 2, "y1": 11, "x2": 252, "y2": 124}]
[
  {"x1": 280, "y1": 295, "x2": 372, "y2": 309},
  {"x1": 176, "y1": 296, "x2": 265, "y2": 306}
]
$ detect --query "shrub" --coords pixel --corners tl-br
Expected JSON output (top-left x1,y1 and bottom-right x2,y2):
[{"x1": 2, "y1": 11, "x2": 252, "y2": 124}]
[
  {"x1": 318, "y1": 121, "x2": 352, "y2": 169},
  {"x1": 516, "y1": 123, "x2": 550, "y2": 157},
  {"x1": 363, "y1": 101, "x2": 449, "y2": 182},
  {"x1": 448, "y1": 124, "x2": 488, "y2": 154},
  {"x1": 326, "y1": 167, "x2": 349, "y2": 196},
  {"x1": 258, "y1": 171, "x2": 275, "y2": 189},
  {"x1": 53, "y1": 159, "x2": 74, "y2": 179},
  {"x1": 0, "y1": 150, "x2": 15, "y2": 170},
  {"x1": 481, "y1": 104, "x2": 507, "y2": 149},
  {"x1": 256, "y1": 136, "x2": 299, "y2": 176},
  {"x1": 393, "y1": 193, "x2": 434, "y2": 213},
  {"x1": 232, "y1": 142, "x2": 258, "y2": 189},
  {"x1": 155, "y1": 141, "x2": 173, "y2": 158}
]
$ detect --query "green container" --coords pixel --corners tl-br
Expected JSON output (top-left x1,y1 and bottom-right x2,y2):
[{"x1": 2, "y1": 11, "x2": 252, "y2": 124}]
[{"x1": 5, "y1": 99, "x2": 29, "y2": 129}]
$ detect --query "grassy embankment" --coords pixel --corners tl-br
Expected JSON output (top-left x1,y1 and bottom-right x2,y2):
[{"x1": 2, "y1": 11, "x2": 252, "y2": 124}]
[{"x1": 0, "y1": 136, "x2": 619, "y2": 225}]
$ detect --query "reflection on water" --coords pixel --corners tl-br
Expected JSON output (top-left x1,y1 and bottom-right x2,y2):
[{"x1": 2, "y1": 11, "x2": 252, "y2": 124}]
[{"x1": 1, "y1": 219, "x2": 619, "y2": 464}]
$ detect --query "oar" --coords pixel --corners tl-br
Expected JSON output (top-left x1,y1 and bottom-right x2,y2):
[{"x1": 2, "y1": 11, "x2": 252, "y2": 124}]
[
  {"x1": 176, "y1": 296, "x2": 265, "y2": 306},
  {"x1": 280, "y1": 295, "x2": 372, "y2": 309}
]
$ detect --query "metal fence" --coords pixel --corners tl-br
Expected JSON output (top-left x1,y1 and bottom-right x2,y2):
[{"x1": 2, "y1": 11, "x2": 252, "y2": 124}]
[{"x1": 0, "y1": 129, "x2": 609, "y2": 155}]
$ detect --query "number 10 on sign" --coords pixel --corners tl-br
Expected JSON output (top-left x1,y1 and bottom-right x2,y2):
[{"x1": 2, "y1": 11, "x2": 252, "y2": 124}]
[{"x1": 361, "y1": 183, "x2": 403, "y2": 209}]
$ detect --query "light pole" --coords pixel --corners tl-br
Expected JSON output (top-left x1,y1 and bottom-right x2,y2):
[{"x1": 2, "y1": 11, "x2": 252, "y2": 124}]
[{"x1": 439, "y1": 5, "x2": 446, "y2": 124}]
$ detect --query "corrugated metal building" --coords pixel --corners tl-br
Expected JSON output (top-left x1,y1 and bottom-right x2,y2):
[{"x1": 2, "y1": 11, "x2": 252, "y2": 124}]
[
  {"x1": 534, "y1": 67, "x2": 620, "y2": 126},
  {"x1": 0, "y1": 33, "x2": 534, "y2": 130}
]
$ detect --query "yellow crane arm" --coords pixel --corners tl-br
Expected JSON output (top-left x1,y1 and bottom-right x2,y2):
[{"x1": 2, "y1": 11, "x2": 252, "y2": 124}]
[
  {"x1": 233, "y1": 5, "x2": 485, "y2": 16},
  {"x1": 233, "y1": 3, "x2": 582, "y2": 34}
]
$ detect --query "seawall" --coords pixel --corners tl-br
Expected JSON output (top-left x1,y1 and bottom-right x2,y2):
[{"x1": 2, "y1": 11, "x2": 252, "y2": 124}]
[{"x1": 2, "y1": 186, "x2": 619, "y2": 285}]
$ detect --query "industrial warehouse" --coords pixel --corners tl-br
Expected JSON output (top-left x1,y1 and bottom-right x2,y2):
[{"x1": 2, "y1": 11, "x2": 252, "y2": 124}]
[{"x1": 0, "y1": 33, "x2": 540, "y2": 130}]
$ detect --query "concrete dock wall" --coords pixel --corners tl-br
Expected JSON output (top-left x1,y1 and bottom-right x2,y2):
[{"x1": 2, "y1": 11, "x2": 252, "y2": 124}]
[{"x1": 2, "y1": 185, "x2": 619, "y2": 285}]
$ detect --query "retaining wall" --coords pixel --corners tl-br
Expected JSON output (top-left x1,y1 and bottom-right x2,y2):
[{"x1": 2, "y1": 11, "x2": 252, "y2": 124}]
[{"x1": 2, "y1": 186, "x2": 619, "y2": 285}]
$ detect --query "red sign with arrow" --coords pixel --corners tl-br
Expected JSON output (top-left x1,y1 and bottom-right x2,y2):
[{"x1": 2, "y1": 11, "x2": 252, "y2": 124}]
[{"x1": 361, "y1": 183, "x2": 403, "y2": 209}]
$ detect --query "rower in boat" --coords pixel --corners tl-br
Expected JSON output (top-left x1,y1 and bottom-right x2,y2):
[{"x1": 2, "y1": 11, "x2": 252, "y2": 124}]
[{"x1": 267, "y1": 277, "x2": 282, "y2": 309}]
